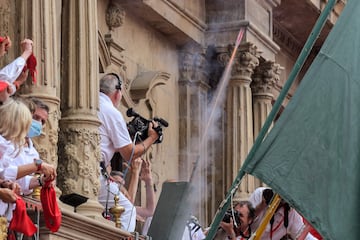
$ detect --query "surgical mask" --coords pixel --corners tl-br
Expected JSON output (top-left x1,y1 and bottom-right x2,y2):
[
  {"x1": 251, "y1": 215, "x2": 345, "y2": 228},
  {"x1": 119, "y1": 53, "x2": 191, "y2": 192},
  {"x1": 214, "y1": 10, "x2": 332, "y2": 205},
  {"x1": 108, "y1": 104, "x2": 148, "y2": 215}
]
[{"x1": 27, "y1": 119, "x2": 42, "y2": 138}]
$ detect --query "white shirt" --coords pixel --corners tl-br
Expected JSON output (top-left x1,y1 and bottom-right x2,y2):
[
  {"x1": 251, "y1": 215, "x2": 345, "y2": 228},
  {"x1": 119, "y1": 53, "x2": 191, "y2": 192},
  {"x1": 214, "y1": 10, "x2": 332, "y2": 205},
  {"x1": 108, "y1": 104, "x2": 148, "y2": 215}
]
[
  {"x1": 98, "y1": 95, "x2": 135, "y2": 231},
  {"x1": 0, "y1": 135, "x2": 17, "y2": 220},
  {"x1": 0, "y1": 57, "x2": 26, "y2": 83},
  {"x1": 0, "y1": 135, "x2": 19, "y2": 182},
  {"x1": 249, "y1": 187, "x2": 317, "y2": 240},
  {"x1": 98, "y1": 92, "x2": 132, "y2": 167},
  {"x1": 98, "y1": 175, "x2": 137, "y2": 232},
  {"x1": 12, "y1": 138, "x2": 40, "y2": 195}
]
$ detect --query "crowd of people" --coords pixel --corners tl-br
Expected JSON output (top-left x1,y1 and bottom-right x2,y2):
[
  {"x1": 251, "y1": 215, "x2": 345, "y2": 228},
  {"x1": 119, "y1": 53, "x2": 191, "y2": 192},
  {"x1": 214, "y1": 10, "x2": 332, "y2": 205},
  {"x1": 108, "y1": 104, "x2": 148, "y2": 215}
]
[
  {"x1": 95, "y1": 70, "x2": 324, "y2": 240},
  {"x1": 0, "y1": 36, "x2": 324, "y2": 240},
  {"x1": 0, "y1": 36, "x2": 57, "y2": 236}
]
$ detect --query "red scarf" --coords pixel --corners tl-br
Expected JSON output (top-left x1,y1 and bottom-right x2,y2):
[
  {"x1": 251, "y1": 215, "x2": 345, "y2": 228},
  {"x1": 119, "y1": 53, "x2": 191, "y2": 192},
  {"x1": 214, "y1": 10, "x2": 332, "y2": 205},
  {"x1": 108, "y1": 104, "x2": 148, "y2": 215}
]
[
  {"x1": 22, "y1": 54, "x2": 37, "y2": 83},
  {"x1": 8, "y1": 196, "x2": 37, "y2": 237},
  {"x1": 40, "y1": 181, "x2": 62, "y2": 232}
]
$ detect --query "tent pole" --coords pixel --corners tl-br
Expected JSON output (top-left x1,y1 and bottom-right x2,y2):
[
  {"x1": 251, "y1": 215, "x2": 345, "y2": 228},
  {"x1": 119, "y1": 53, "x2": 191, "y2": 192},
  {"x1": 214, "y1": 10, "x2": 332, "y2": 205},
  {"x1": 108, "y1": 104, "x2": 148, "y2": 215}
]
[{"x1": 205, "y1": 0, "x2": 337, "y2": 239}]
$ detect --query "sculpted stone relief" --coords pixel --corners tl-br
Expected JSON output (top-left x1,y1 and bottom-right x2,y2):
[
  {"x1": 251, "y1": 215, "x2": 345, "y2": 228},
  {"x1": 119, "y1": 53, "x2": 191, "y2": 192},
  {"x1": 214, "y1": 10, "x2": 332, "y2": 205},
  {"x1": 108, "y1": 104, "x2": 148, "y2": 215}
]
[
  {"x1": 106, "y1": 1, "x2": 126, "y2": 31},
  {"x1": 58, "y1": 128, "x2": 101, "y2": 198}
]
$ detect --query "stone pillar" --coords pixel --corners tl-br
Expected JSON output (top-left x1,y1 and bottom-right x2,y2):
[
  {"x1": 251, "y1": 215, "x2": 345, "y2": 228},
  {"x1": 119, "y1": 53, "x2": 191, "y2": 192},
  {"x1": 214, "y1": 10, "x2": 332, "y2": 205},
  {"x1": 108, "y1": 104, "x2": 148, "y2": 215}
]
[
  {"x1": 251, "y1": 60, "x2": 281, "y2": 187},
  {"x1": 217, "y1": 43, "x2": 260, "y2": 199},
  {"x1": 178, "y1": 42, "x2": 210, "y2": 223},
  {"x1": 57, "y1": 0, "x2": 103, "y2": 219},
  {"x1": 17, "y1": 0, "x2": 61, "y2": 170}
]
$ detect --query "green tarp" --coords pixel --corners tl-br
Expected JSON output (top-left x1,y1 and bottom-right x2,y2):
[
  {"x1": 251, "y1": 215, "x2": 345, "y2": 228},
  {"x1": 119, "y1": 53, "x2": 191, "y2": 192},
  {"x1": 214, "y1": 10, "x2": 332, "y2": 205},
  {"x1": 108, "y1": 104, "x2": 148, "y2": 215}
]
[{"x1": 243, "y1": 1, "x2": 360, "y2": 239}]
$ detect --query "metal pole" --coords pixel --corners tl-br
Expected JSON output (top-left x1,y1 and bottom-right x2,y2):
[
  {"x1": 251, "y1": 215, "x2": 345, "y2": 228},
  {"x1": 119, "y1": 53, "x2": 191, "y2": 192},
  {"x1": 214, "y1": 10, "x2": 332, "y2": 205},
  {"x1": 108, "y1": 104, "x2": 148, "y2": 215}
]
[{"x1": 205, "y1": 0, "x2": 337, "y2": 239}]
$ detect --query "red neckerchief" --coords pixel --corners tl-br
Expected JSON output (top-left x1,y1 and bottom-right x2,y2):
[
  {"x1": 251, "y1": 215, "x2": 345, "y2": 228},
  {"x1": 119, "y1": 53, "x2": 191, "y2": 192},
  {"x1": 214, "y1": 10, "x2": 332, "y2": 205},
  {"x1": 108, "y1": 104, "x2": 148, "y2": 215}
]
[
  {"x1": 8, "y1": 196, "x2": 37, "y2": 237},
  {"x1": 40, "y1": 181, "x2": 62, "y2": 232}
]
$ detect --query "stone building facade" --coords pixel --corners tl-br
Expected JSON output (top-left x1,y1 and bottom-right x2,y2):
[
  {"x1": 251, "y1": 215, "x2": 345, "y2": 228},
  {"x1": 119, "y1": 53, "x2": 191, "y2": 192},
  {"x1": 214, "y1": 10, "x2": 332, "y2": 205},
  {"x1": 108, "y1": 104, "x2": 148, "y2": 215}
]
[{"x1": 0, "y1": 0, "x2": 345, "y2": 239}]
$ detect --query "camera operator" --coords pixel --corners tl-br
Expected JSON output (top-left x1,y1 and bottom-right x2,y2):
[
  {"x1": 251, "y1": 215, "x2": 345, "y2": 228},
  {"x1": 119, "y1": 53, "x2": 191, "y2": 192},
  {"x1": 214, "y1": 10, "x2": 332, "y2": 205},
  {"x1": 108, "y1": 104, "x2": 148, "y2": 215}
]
[
  {"x1": 214, "y1": 201, "x2": 255, "y2": 240},
  {"x1": 97, "y1": 73, "x2": 159, "y2": 232}
]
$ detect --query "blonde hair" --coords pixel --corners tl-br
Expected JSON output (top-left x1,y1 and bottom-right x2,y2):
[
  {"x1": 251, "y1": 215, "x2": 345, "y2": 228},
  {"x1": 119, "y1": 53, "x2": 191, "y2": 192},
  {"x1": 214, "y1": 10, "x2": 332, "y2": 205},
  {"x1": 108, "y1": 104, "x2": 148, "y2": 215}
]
[{"x1": 0, "y1": 98, "x2": 32, "y2": 151}]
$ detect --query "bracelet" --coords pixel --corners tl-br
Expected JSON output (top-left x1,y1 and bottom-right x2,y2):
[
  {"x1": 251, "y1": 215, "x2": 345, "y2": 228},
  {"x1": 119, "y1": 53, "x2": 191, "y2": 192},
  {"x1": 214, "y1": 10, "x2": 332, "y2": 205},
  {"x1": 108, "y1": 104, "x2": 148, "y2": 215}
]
[{"x1": 37, "y1": 176, "x2": 43, "y2": 187}]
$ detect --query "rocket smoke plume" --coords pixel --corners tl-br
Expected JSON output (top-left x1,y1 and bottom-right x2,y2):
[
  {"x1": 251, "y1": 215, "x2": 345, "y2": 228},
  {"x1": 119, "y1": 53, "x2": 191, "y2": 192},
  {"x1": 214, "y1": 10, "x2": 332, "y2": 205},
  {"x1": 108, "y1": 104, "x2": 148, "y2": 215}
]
[{"x1": 189, "y1": 28, "x2": 245, "y2": 183}]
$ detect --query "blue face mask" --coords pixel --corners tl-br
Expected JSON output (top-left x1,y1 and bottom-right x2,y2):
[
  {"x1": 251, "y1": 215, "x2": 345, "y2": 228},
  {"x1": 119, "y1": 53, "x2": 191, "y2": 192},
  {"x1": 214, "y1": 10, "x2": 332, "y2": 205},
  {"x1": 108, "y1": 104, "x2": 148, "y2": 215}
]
[{"x1": 27, "y1": 119, "x2": 42, "y2": 138}]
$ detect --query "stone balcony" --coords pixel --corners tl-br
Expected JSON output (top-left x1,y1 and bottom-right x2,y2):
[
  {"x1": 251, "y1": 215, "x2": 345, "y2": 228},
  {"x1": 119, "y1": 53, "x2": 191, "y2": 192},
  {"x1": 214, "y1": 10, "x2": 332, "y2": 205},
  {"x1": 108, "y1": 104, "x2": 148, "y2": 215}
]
[{"x1": 22, "y1": 196, "x2": 151, "y2": 240}]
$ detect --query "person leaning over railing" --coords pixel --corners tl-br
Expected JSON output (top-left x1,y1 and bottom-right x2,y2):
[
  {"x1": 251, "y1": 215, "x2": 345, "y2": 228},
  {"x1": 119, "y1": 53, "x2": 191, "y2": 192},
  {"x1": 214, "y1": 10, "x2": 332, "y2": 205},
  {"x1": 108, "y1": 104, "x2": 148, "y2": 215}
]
[
  {"x1": 0, "y1": 99, "x2": 56, "y2": 221},
  {"x1": 0, "y1": 37, "x2": 33, "y2": 104}
]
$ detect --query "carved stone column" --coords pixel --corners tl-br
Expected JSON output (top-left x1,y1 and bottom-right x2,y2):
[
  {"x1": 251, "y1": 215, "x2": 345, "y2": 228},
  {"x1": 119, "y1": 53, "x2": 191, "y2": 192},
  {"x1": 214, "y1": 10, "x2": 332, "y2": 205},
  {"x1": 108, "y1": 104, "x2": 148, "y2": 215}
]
[
  {"x1": 178, "y1": 42, "x2": 210, "y2": 223},
  {"x1": 17, "y1": 0, "x2": 61, "y2": 172},
  {"x1": 251, "y1": 60, "x2": 281, "y2": 187},
  {"x1": 217, "y1": 43, "x2": 260, "y2": 199},
  {"x1": 58, "y1": 0, "x2": 103, "y2": 219}
]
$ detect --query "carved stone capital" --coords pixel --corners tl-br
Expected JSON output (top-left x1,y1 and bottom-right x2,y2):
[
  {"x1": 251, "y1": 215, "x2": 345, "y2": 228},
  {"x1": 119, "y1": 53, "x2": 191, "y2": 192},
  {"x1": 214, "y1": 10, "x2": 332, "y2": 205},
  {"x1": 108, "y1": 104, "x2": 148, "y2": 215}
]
[
  {"x1": 216, "y1": 43, "x2": 260, "y2": 83},
  {"x1": 57, "y1": 127, "x2": 101, "y2": 199},
  {"x1": 106, "y1": 1, "x2": 126, "y2": 30},
  {"x1": 252, "y1": 61, "x2": 282, "y2": 94}
]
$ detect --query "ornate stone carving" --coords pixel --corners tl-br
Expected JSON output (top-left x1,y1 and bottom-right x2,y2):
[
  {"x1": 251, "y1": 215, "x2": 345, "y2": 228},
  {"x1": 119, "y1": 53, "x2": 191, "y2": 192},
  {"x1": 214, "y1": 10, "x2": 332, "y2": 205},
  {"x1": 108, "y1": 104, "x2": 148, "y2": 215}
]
[
  {"x1": 106, "y1": 1, "x2": 126, "y2": 30},
  {"x1": 252, "y1": 60, "x2": 282, "y2": 94},
  {"x1": 216, "y1": 43, "x2": 261, "y2": 83},
  {"x1": 179, "y1": 43, "x2": 209, "y2": 86},
  {"x1": 57, "y1": 128, "x2": 101, "y2": 199}
]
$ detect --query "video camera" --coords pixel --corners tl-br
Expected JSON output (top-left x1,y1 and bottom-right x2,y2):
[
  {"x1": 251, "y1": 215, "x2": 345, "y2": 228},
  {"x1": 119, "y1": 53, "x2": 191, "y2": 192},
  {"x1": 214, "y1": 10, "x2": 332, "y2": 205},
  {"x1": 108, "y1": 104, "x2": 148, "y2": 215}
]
[{"x1": 126, "y1": 108, "x2": 168, "y2": 144}]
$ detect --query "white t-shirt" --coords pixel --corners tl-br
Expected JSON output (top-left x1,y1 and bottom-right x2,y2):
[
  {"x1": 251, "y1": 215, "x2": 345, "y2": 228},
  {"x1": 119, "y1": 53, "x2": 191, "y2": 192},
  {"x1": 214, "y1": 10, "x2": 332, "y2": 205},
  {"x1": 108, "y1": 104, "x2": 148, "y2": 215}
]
[
  {"x1": 98, "y1": 92, "x2": 132, "y2": 167},
  {"x1": 249, "y1": 187, "x2": 318, "y2": 240}
]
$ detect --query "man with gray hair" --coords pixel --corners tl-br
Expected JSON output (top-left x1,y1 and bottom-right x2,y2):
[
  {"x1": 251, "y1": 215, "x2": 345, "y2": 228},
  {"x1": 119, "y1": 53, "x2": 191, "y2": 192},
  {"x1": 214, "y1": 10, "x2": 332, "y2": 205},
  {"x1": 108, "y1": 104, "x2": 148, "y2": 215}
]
[{"x1": 97, "y1": 73, "x2": 159, "y2": 232}]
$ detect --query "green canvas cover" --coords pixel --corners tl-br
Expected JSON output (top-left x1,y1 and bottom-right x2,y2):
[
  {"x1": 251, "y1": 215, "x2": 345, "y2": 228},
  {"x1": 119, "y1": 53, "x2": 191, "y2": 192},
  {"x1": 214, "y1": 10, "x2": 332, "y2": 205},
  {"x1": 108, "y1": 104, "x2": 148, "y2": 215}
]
[{"x1": 243, "y1": 0, "x2": 360, "y2": 239}]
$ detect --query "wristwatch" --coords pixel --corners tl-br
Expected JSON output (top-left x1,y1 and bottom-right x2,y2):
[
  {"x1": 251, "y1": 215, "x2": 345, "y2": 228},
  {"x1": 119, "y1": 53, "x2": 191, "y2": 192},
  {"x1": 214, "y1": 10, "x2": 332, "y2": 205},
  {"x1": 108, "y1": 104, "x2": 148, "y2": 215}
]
[{"x1": 34, "y1": 159, "x2": 43, "y2": 171}]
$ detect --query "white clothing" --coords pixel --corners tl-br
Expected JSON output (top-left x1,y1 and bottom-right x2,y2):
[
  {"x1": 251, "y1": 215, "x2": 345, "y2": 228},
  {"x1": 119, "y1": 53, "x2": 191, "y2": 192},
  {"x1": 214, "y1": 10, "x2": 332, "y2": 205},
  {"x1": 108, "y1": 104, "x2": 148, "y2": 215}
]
[
  {"x1": 98, "y1": 175, "x2": 136, "y2": 232},
  {"x1": 141, "y1": 216, "x2": 152, "y2": 235},
  {"x1": 0, "y1": 135, "x2": 17, "y2": 220},
  {"x1": 98, "y1": 92, "x2": 136, "y2": 231},
  {"x1": 182, "y1": 222, "x2": 206, "y2": 240},
  {"x1": 0, "y1": 57, "x2": 26, "y2": 83},
  {"x1": 249, "y1": 187, "x2": 317, "y2": 240},
  {"x1": 12, "y1": 138, "x2": 40, "y2": 195},
  {"x1": 0, "y1": 135, "x2": 18, "y2": 182},
  {"x1": 98, "y1": 92, "x2": 132, "y2": 167}
]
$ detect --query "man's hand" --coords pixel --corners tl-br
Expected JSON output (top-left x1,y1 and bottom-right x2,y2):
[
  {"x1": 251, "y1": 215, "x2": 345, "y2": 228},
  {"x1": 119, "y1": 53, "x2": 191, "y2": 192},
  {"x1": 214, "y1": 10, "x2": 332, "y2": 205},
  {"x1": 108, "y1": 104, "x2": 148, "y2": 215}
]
[
  {"x1": 0, "y1": 188, "x2": 17, "y2": 203},
  {"x1": 20, "y1": 39, "x2": 33, "y2": 60},
  {"x1": 147, "y1": 121, "x2": 160, "y2": 143},
  {"x1": 220, "y1": 218, "x2": 236, "y2": 238}
]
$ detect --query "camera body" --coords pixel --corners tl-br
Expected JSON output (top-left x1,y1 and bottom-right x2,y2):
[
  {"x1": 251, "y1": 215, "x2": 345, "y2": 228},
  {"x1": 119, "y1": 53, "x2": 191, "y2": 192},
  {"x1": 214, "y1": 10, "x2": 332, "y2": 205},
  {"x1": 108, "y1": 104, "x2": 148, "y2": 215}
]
[
  {"x1": 222, "y1": 209, "x2": 241, "y2": 226},
  {"x1": 126, "y1": 108, "x2": 168, "y2": 144}
]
